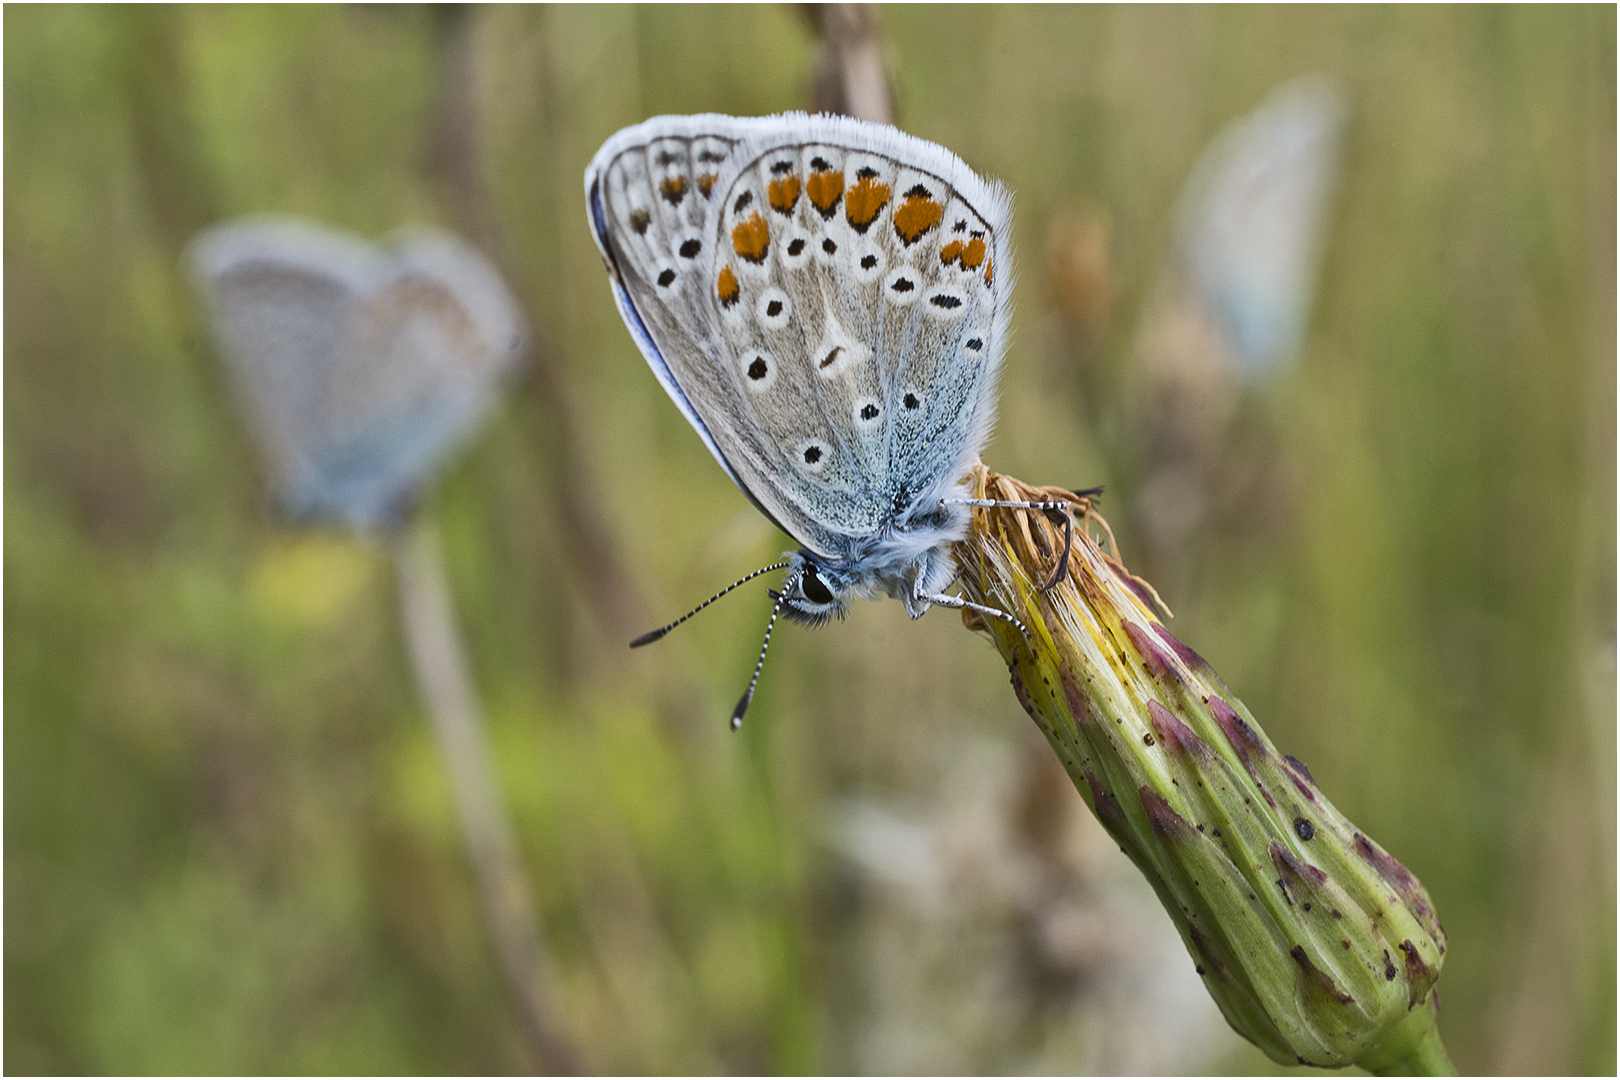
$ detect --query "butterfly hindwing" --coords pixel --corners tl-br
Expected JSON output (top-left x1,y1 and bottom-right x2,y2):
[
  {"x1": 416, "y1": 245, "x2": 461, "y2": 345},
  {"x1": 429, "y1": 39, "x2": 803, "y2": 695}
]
[{"x1": 587, "y1": 114, "x2": 1011, "y2": 559}]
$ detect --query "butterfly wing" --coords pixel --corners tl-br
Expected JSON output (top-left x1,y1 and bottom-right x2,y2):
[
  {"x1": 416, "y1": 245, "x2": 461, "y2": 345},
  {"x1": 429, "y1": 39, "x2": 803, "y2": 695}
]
[
  {"x1": 1173, "y1": 77, "x2": 1345, "y2": 381},
  {"x1": 190, "y1": 217, "x2": 525, "y2": 528},
  {"x1": 586, "y1": 113, "x2": 1011, "y2": 560}
]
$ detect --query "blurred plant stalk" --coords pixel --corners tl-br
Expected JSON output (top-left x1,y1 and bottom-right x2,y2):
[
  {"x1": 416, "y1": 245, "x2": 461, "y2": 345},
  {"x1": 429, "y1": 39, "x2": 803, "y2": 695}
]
[
  {"x1": 954, "y1": 464, "x2": 1453, "y2": 1075},
  {"x1": 806, "y1": 3, "x2": 894, "y2": 125},
  {"x1": 395, "y1": 515, "x2": 579, "y2": 1074}
]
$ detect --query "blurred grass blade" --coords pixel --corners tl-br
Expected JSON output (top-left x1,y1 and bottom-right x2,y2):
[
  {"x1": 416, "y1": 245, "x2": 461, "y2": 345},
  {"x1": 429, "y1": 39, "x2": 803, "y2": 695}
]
[{"x1": 955, "y1": 463, "x2": 1453, "y2": 1074}]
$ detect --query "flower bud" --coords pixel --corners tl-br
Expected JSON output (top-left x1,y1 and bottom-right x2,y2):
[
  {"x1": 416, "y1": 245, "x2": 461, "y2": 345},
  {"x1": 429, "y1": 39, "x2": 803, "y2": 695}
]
[{"x1": 955, "y1": 465, "x2": 1452, "y2": 1073}]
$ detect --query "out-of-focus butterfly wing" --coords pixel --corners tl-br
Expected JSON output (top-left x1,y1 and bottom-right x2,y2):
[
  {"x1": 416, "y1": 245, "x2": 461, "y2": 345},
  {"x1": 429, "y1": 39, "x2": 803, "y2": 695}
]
[
  {"x1": 190, "y1": 217, "x2": 525, "y2": 529},
  {"x1": 1174, "y1": 77, "x2": 1345, "y2": 381}
]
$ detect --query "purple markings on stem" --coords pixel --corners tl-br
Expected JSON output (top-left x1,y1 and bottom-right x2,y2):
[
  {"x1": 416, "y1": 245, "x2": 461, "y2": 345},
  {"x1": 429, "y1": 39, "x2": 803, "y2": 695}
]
[
  {"x1": 1270, "y1": 840, "x2": 1329, "y2": 898},
  {"x1": 1209, "y1": 694, "x2": 1279, "y2": 808},
  {"x1": 1399, "y1": 939, "x2": 1439, "y2": 1007},
  {"x1": 1150, "y1": 621, "x2": 1214, "y2": 676},
  {"x1": 1290, "y1": 945, "x2": 1356, "y2": 1006},
  {"x1": 1209, "y1": 695, "x2": 1264, "y2": 763},
  {"x1": 1061, "y1": 672, "x2": 1104, "y2": 735},
  {"x1": 1146, "y1": 699, "x2": 1212, "y2": 759},
  {"x1": 1355, "y1": 832, "x2": 1442, "y2": 946},
  {"x1": 1284, "y1": 755, "x2": 1320, "y2": 803},
  {"x1": 1083, "y1": 768, "x2": 1129, "y2": 835},
  {"x1": 1187, "y1": 921, "x2": 1226, "y2": 980},
  {"x1": 1353, "y1": 832, "x2": 1416, "y2": 893},
  {"x1": 1139, "y1": 785, "x2": 1197, "y2": 843},
  {"x1": 1124, "y1": 620, "x2": 1180, "y2": 682}
]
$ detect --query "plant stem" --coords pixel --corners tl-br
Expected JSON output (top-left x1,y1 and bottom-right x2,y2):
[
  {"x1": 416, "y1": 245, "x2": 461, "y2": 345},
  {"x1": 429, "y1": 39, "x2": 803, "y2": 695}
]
[
  {"x1": 1358, "y1": 997, "x2": 1457, "y2": 1076},
  {"x1": 394, "y1": 515, "x2": 579, "y2": 1074}
]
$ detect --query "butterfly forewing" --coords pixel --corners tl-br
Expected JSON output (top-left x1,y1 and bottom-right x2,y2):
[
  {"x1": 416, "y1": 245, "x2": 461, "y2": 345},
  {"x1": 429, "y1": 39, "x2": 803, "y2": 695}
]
[{"x1": 588, "y1": 114, "x2": 1011, "y2": 560}]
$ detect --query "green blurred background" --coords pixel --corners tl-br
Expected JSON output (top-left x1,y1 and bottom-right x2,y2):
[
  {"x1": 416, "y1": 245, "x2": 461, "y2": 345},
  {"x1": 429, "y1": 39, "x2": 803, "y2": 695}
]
[{"x1": 6, "y1": 4, "x2": 1614, "y2": 1074}]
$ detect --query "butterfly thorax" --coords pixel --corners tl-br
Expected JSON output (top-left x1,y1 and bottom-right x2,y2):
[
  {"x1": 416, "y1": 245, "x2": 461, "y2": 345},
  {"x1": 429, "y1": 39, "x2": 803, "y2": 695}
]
[{"x1": 778, "y1": 486, "x2": 968, "y2": 625}]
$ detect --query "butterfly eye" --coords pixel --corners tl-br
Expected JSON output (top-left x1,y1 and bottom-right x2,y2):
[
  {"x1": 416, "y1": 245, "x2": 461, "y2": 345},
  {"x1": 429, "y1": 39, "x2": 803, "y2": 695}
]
[{"x1": 801, "y1": 567, "x2": 834, "y2": 606}]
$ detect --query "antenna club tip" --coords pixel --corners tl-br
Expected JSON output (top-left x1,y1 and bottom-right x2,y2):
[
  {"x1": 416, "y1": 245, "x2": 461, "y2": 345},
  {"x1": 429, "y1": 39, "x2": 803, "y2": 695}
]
[
  {"x1": 730, "y1": 714, "x2": 743, "y2": 731},
  {"x1": 629, "y1": 628, "x2": 667, "y2": 648}
]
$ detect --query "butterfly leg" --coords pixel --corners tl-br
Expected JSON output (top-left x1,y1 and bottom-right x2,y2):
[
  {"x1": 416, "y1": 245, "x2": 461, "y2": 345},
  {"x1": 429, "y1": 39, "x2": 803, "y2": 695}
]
[
  {"x1": 919, "y1": 590, "x2": 1030, "y2": 639},
  {"x1": 944, "y1": 497, "x2": 1081, "y2": 593}
]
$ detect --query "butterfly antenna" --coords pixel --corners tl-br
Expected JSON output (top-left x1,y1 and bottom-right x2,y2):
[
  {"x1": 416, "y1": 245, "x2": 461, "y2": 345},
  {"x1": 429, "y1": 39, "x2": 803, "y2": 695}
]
[
  {"x1": 630, "y1": 561, "x2": 792, "y2": 648},
  {"x1": 731, "y1": 584, "x2": 792, "y2": 730}
]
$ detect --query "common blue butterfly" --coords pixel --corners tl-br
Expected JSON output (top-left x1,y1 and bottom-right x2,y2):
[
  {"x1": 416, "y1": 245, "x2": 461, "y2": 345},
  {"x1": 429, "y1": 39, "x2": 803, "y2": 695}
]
[
  {"x1": 1172, "y1": 76, "x2": 1345, "y2": 382},
  {"x1": 586, "y1": 114, "x2": 1069, "y2": 724},
  {"x1": 190, "y1": 216, "x2": 526, "y2": 532}
]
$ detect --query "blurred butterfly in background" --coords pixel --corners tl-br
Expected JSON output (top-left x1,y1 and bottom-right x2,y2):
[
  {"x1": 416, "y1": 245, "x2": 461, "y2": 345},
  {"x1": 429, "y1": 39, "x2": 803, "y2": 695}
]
[
  {"x1": 190, "y1": 217, "x2": 527, "y2": 532},
  {"x1": 1173, "y1": 75, "x2": 1346, "y2": 383},
  {"x1": 586, "y1": 114, "x2": 1068, "y2": 725}
]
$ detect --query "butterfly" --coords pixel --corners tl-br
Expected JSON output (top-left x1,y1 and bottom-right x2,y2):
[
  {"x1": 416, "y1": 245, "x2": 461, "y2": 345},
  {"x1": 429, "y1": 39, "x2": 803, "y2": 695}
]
[
  {"x1": 1172, "y1": 76, "x2": 1345, "y2": 382},
  {"x1": 586, "y1": 114, "x2": 1072, "y2": 725},
  {"x1": 190, "y1": 216, "x2": 526, "y2": 531}
]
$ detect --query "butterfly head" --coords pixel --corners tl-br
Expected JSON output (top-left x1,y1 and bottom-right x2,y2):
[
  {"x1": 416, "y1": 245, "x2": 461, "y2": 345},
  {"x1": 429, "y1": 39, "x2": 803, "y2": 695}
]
[{"x1": 778, "y1": 550, "x2": 856, "y2": 627}]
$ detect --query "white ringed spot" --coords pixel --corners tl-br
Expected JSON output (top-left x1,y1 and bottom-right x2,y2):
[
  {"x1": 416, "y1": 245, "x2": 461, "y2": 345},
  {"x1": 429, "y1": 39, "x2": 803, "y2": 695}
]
[
  {"x1": 851, "y1": 239, "x2": 886, "y2": 284},
  {"x1": 755, "y1": 287, "x2": 792, "y2": 330},
  {"x1": 740, "y1": 349, "x2": 777, "y2": 391},
  {"x1": 883, "y1": 266, "x2": 921, "y2": 306}
]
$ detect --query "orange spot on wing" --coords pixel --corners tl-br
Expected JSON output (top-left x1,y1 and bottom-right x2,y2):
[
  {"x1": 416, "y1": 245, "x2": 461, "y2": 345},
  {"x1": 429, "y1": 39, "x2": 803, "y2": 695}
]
[
  {"x1": 659, "y1": 175, "x2": 687, "y2": 205},
  {"x1": 960, "y1": 236, "x2": 987, "y2": 270},
  {"x1": 807, "y1": 168, "x2": 844, "y2": 217},
  {"x1": 717, "y1": 265, "x2": 740, "y2": 307},
  {"x1": 844, "y1": 175, "x2": 891, "y2": 233},
  {"x1": 940, "y1": 238, "x2": 965, "y2": 266},
  {"x1": 731, "y1": 212, "x2": 770, "y2": 264},
  {"x1": 697, "y1": 173, "x2": 718, "y2": 196},
  {"x1": 893, "y1": 193, "x2": 943, "y2": 245},
  {"x1": 768, "y1": 174, "x2": 801, "y2": 215},
  {"x1": 984, "y1": 257, "x2": 994, "y2": 285}
]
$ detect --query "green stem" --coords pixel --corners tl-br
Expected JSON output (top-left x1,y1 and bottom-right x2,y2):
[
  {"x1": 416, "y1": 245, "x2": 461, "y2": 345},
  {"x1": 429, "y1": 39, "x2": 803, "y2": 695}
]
[{"x1": 1356, "y1": 997, "x2": 1456, "y2": 1076}]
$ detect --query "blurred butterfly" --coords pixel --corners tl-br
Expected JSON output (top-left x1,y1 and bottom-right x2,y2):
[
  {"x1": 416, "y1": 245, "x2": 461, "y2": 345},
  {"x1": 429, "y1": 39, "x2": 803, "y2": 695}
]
[
  {"x1": 1173, "y1": 76, "x2": 1346, "y2": 382},
  {"x1": 190, "y1": 216, "x2": 526, "y2": 531},
  {"x1": 586, "y1": 114, "x2": 1074, "y2": 725}
]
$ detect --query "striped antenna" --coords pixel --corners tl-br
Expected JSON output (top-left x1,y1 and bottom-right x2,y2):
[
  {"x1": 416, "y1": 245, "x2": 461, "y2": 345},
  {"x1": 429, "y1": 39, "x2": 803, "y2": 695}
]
[
  {"x1": 730, "y1": 583, "x2": 793, "y2": 730},
  {"x1": 629, "y1": 561, "x2": 791, "y2": 648}
]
